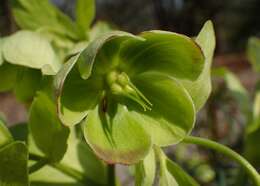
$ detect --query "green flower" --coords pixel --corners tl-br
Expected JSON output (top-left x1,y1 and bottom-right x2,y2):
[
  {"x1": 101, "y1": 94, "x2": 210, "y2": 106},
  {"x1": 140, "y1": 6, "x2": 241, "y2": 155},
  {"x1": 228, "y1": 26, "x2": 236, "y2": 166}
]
[{"x1": 55, "y1": 21, "x2": 215, "y2": 164}]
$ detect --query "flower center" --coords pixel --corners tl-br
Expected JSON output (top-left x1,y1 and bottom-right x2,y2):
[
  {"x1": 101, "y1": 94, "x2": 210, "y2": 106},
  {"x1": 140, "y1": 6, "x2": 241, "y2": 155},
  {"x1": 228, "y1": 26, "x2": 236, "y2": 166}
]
[{"x1": 106, "y1": 71, "x2": 152, "y2": 111}]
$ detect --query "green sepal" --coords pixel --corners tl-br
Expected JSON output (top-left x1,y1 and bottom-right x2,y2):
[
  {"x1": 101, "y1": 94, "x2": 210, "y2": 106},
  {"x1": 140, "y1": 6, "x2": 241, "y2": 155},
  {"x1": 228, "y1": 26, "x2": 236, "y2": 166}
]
[
  {"x1": 155, "y1": 147, "x2": 199, "y2": 186},
  {"x1": 77, "y1": 31, "x2": 144, "y2": 79},
  {"x1": 180, "y1": 20, "x2": 216, "y2": 111},
  {"x1": 135, "y1": 149, "x2": 156, "y2": 186},
  {"x1": 82, "y1": 103, "x2": 152, "y2": 164},
  {"x1": 119, "y1": 30, "x2": 204, "y2": 80},
  {"x1": 55, "y1": 54, "x2": 103, "y2": 126},
  {"x1": 131, "y1": 72, "x2": 195, "y2": 146}
]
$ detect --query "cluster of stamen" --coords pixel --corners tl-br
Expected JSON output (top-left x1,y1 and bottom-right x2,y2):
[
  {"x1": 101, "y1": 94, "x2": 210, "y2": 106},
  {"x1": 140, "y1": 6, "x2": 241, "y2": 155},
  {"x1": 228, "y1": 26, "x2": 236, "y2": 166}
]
[{"x1": 106, "y1": 71, "x2": 152, "y2": 111}]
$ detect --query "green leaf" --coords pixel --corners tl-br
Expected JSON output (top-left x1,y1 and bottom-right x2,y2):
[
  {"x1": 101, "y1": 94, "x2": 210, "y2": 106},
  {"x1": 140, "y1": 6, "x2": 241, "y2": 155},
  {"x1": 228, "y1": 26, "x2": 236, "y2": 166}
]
[
  {"x1": 30, "y1": 167, "x2": 83, "y2": 186},
  {"x1": 244, "y1": 92, "x2": 260, "y2": 166},
  {"x1": 82, "y1": 103, "x2": 152, "y2": 164},
  {"x1": 165, "y1": 159, "x2": 199, "y2": 186},
  {"x1": 76, "y1": 0, "x2": 95, "y2": 31},
  {"x1": 30, "y1": 165, "x2": 84, "y2": 186},
  {"x1": 9, "y1": 123, "x2": 28, "y2": 142},
  {"x1": 245, "y1": 91, "x2": 260, "y2": 166},
  {"x1": 247, "y1": 37, "x2": 260, "y2": 72},
  {"x1": 135, "y1": 149, "x2": 156, "y2": 186},
  {"x1": 119, "y1": 30, "x2": 204, "y2": 80},
  {"x1": 11, "y1": 0, "x2": 84, "y2": 40},
  {"x1": 61, "y1": 137, "x2": 108, "y2": 185},
  {"x1": 131, "y1": 72, "x2": 195, "y2": 146},
  {"x1": 0, "y1": 120, "x2": 13, "y2": 148},
  {"x1": 180, "y1": 20, "x2": 216, "y2": 111},
  {"x1": 30, "y1": 137, "x2": 106, "y2": 186},
  {"x1": 155, "y1": 147, "x2": 199, "y2": 186},
  {"x1": 0, "y1": 63, "x2": 18, "y2": 92},
  {"x1": 213, "y1": 67, "x2": 251, "y2": 117},
  {"x1": 29, "y1": 92, "x2": 70, "y2": 162},
  {"x1": 3, "y1": 31, "x2": 61, "y2": 75},
  {"x1": 14, "y1": 67, "x2": 42, "y2": 102},
  {"x1": 0, "y1": 38, "x2": 4, "y2": 65},
  {"x1": 89, "y1": 21, "x2": 114, "y2": 41},
  {"x1": 0, "y1": 142, "x2": 29, "y2": 186}
]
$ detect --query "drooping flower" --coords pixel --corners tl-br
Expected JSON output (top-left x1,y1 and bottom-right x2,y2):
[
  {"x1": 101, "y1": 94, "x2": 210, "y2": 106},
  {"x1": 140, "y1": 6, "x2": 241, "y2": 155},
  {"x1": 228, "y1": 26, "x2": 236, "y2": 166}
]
[{"x1": 55, "y1": 21, "x2": 215, "y2": 164}]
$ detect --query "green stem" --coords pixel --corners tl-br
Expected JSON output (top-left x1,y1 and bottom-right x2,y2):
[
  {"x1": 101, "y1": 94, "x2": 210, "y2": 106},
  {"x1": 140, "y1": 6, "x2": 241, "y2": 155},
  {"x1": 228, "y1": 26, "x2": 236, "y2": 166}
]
[
  {"x1": 183, "y1": 136, "x2": 260, "y2": 186},
  {"x1": 29, "y1": 158, "x2": 48, "y2": 174},
  {"x1": 29, "y1": 153, "x2": 95, "y2": 185},
  {"x1": 52, "y1": 163, "x2": 86, "y2": 181},
  {"x1": 108, "y1": 164, "x2": 116, "y2": 186}
]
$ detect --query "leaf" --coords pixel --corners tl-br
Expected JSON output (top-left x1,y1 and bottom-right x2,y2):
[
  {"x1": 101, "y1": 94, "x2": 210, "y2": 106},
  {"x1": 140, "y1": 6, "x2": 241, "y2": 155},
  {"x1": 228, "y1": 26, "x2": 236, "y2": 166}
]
[
  {"x1": 14, "y1": 67, "x2": 42, "y2": 102},
  {"x1": 0, "y1": 63, "x2": 18, "y2": 92},
  {"x1": 119, "y1": 30, "x2": 204, "y2": 81},
  {"x1": 131, "y1": 72, "x2": 195, "y2": 146},
  {"x1": 247, "y1": 37, "x2": 260, "y2": 72},
  {"x1": 0, "y1": 38, "x2": 4, "y2": 65},
  {"x1": 180, "y1": 20, "x2": 216, "y2": 111},
  {"x1": 0, "y1": 142, "x2": 29, "y2": 186},
  {"x1": 30, "y1": 165, "x2": 84, "y2": 186},
  {"x1": 11, "y1": 0, "x2": 84, "y2": 40},
  {"x1": 29, "y1": 92, "x2": 70, "y2": 162},
  {"x1": 76, "y1": 0, "x2": 95, "y2": 31},
  {"x1": 0, "y1": 120, "x2": 13, "y2": 148},
  {"x1": 155, "y1": 147, "x2": 199, "y2": 186},
  {"x1": 89, "y1": 21, "x2": 114, "y2": 41},
  {"x1": 28, "y1": 123, "x2": 105, "y2": 185},
  {"x1": 3, "y1": 31, "x2": 61, "y2": 75},
  {"x1": 9, "y1": 123, "x2": 28, "y2": 142},
  {"x1": 165, "y1": 159, "x2": 199, "y2": 186},
  {"x1": 135, "y1": 149, "x2": 156, "y2": 186},
  {"x1": 213, "y1": 67, "x2": 251, "y2": 117},
  {"x1": 61, "y1": 137, "x2": 108, "y2": 185},
  {"x1": 82, "y1": 103, "x2": 152, "y2": 164},
  {"x1": 244, "y1": 92, "x2": 260, "y2": 166},
  {"x1": 30, "y1": 139, "x2": 106, "y2": 186}
]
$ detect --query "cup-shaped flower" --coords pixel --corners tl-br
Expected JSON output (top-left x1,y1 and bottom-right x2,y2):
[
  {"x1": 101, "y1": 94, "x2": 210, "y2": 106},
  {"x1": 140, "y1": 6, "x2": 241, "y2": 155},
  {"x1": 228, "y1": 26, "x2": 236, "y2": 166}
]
[{"x1": 55, "y1": 21, "x2": 215, "y2": 164}]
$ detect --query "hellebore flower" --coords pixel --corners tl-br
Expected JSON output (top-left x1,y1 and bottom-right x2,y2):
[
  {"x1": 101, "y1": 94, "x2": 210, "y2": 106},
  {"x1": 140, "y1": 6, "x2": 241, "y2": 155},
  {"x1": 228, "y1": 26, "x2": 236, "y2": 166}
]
[{"x1": 55, "y1": 21, "x2": 215, "y2": 164}]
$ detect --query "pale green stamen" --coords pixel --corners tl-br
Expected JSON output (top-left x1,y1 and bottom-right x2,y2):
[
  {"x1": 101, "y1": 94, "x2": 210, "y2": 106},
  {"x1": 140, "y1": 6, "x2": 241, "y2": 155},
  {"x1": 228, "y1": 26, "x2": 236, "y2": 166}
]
[{"x1": 106, "y1": 71, "x2": 152, "y2": 111}]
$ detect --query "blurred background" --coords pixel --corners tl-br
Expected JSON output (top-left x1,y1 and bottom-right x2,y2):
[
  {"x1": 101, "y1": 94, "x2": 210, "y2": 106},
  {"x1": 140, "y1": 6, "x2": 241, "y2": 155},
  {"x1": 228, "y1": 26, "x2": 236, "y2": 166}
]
[{"x1": 0, "y1": 0, "x2": 260, "y2": 185}]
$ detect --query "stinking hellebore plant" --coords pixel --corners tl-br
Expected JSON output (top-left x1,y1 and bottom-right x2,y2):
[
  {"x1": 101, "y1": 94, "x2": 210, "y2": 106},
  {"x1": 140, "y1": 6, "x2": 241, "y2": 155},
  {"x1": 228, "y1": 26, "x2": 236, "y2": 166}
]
[
  {"x1": 55, "y1": 20, "x2": 260, "y2": 185},
  {"x1": 1, "y1": 16, "x2": 260, "y2": 185}
]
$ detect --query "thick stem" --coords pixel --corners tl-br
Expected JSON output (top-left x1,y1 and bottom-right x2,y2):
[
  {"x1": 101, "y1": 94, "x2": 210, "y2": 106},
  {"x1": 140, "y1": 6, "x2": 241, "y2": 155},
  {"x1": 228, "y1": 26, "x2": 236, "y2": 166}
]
[
  {"x1": 29, "y1": 153, "x2": 95, "y2": 185},
  {"x1": 183, "y1": 136, "x2": 260, "y2": 186},
  {"x1": 108, "y1": 164, "x2": 116, "y2": 186},
  {"x1": 29, "y1": 159, "x2": 48, "y2": 174}
]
